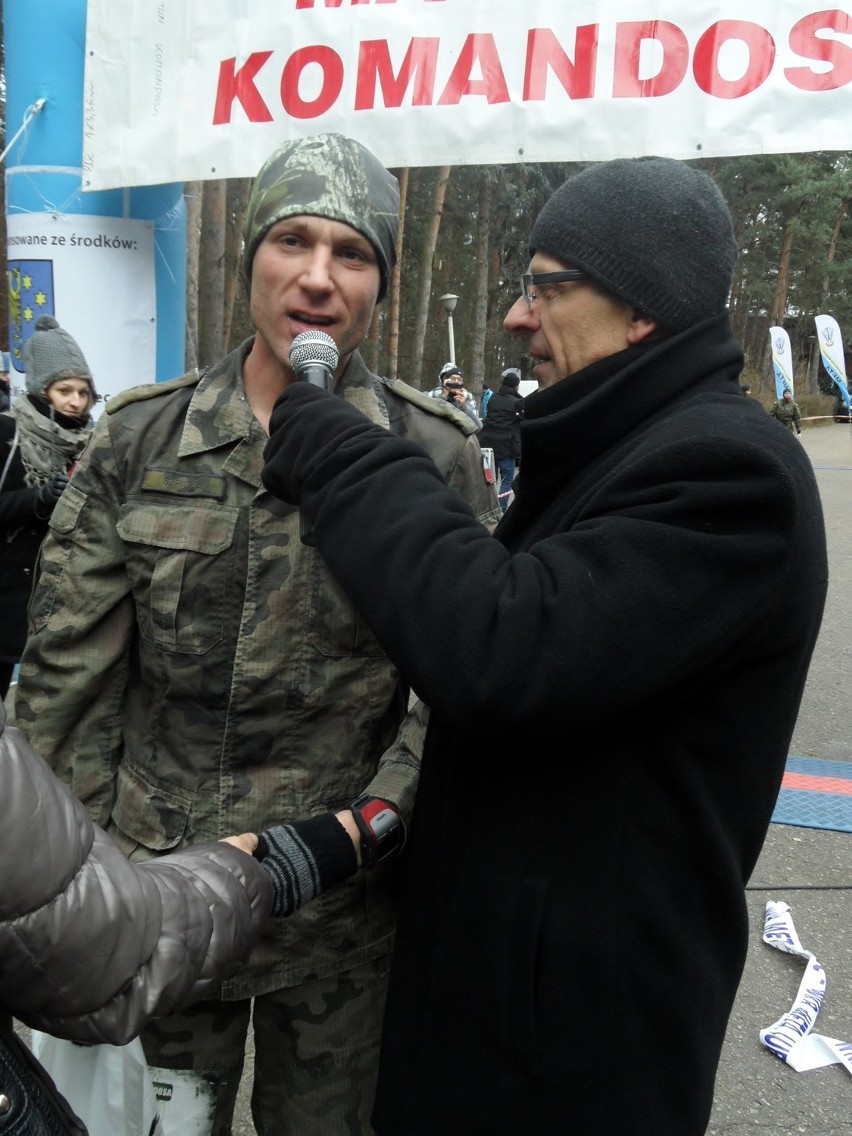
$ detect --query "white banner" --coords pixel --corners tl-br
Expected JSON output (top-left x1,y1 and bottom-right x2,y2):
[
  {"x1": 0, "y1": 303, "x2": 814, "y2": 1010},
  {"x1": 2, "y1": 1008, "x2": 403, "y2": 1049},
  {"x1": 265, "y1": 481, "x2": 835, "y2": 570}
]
[
  {"x1": 6, "y1": 213, "x2": 157, "y2": 411},
  {"x1": 814, "y1": 313, "x2": 850, "y2": 407},
  {"x1": 769, "y1": 325, "x2": 794, "y2": 400},
  {"x1": 82, "y1": 0, "x2": 852, "y2": 191}
]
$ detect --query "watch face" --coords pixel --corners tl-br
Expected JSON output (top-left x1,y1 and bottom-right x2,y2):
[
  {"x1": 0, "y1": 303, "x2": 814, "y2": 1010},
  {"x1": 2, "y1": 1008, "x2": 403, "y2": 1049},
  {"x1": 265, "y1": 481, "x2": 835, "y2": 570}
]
[{"x1": 352, "y1": 797, "x2": 404, "y2": 866}]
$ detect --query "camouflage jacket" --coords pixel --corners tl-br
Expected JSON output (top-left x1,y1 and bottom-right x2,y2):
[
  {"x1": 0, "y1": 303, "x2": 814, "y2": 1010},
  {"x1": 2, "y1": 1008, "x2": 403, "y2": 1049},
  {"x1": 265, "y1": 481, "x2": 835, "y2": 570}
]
[
  {"x1": 769, "y1": 397, "x2": 802, "y2": 433},
  {"x1": 15, "y1": 341, "x2": 499, "y2": 998}
]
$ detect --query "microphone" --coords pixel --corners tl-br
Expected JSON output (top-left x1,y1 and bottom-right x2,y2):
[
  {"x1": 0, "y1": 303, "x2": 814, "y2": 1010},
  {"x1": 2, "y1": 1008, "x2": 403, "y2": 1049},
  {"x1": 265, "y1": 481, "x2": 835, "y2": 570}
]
[
  {"x1": 287, "y1": 330, "x2": 340, "y2": 545},
  {"x1": 288, "y1": 329, "x2": 339, "y2": 391}
]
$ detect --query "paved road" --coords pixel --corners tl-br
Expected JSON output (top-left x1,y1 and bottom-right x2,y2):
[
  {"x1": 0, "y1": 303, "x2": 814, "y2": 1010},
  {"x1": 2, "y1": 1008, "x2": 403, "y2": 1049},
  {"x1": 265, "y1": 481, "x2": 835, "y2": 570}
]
[{"x1": 708, "y1": 422, "x2": 852, "y2": 1135}]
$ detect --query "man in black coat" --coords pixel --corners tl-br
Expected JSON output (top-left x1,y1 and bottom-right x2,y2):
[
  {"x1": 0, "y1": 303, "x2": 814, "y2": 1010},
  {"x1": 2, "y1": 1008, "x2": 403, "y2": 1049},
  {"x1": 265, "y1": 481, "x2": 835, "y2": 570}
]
[
  {"x1": 479, "y1": 367, "x2": 523, "y2": 511},
  {"x1": 260, "y1": 158, "x2": 828, "y2": 1135}
]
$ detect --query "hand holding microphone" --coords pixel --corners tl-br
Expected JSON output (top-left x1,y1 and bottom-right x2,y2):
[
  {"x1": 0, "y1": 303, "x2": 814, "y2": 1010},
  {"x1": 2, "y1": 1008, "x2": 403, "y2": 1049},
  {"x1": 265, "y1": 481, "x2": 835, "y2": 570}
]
[{"x1": 288, "y1": 330, "x2": 340, "y2": 543}]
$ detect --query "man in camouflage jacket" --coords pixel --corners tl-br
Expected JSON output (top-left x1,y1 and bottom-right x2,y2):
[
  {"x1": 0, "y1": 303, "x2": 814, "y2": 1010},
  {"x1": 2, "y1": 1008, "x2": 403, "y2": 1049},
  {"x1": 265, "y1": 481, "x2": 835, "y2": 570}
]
[
  {"x1": 769, "y1": 387, "x2": 803, "y2": 435},
  {"x1": 15, "y1": 134, "x2": 499, "y2": 1135}
]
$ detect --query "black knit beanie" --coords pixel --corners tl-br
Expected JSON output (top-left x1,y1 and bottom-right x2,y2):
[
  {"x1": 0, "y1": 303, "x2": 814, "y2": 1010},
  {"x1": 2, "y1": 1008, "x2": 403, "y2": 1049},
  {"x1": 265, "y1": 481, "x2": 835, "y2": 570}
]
[{"x1": 529, "y1": 157, "x2": 737, "y2": 332}]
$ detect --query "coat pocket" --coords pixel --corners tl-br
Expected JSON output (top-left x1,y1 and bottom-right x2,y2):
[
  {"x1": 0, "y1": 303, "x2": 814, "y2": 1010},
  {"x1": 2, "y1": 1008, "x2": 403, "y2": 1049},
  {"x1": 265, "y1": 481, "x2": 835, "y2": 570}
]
[
  {"x1": 108, "y1": 762, "x2": 193, "y2": 860},
  {"x1": 27, "y1": 485, "x2": 87, "y2": 633},
  {"x1": 117, "y1": 500, "x2": 239, "y2": 654},
  {"x1": 429, "y1": 874, "x2": 549, "y2": 1076}
]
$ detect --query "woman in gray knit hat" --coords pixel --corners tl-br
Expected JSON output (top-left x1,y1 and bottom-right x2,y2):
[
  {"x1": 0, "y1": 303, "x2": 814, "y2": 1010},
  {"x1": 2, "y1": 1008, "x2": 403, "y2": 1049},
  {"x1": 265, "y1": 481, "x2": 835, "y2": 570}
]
[{"x1": 0, "y1": 315, "x2": 98, "y2": 696}]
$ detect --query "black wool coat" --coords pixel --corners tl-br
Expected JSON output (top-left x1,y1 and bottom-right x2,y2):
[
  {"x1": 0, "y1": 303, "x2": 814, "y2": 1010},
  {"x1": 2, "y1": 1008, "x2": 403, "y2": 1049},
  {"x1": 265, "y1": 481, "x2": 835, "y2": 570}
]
[
  {"x1": 0, "y1": 414, "x2": 48, "y2": 662},
  {"x1": 261, "y1": 313, "x2": 828, "y2": 1136},
  {"x1": 479, "y1": 381, "x2": 523, "y2": 459}
]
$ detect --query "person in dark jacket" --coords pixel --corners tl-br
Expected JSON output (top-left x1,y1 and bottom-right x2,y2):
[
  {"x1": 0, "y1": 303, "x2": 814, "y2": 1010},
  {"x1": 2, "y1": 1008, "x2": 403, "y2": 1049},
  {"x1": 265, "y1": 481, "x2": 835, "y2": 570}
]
[
  {"x1": 479, "y1": 367, "x2": 523, "y2": 511},
  {"x1": 0, "y1": 701, "x2": 273, "y2": 1133},
  {"x1": 0, "y1": 317, "x2": 96, "y2": 697},
  {"x1": 0, "y1": 354, "x2": 10, "y2": 413},
  {"x1": 259, "y1": 157, "x2": 827, "y2": 1136}
]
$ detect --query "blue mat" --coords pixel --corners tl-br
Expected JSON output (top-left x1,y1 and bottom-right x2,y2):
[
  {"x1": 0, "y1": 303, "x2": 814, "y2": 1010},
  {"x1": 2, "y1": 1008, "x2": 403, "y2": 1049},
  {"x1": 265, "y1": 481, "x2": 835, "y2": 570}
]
[{"x1": 771, "y1": 756, "x2": 852, "y2": 833}]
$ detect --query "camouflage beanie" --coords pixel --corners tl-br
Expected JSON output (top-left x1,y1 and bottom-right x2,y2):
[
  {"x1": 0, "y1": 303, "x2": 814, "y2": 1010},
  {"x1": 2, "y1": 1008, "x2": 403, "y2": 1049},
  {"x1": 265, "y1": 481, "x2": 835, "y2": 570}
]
[
  {"x1": 529, "y1": 157, "x2": 737, "y2": 332},
  {"x1": 23, "y1": 315, "x2": 97, "y2": 401},
  {"x1": 241, "y1": 133, "x2": 399, "y2": 301}
]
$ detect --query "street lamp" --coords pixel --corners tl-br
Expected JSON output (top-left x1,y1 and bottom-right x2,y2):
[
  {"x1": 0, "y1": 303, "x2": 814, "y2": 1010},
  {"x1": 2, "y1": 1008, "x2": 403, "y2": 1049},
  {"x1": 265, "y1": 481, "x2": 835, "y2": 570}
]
[{"x1": 439, "y1": 293, "x2": 459, "y2": 364}]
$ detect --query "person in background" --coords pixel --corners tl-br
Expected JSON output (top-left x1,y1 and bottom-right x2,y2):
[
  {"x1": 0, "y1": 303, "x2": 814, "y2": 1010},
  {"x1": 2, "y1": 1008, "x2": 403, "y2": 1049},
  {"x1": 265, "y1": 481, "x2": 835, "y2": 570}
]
[
  {"x1": 258, "y1": 156, "x2": 827, "y2": 1135},
  {"x1": 0, "y1": 352, "x2": 10, "y2": 412},
  {"x1": 740, "y1": 383, "x2": 752, "y2": 396},
  {"x1": 479, "y1": 380, "x2": 493, "y2": 419},
  {"x1": 770, "y1": 387, "x2": 802, "y2": 435},
  {"x1": 0, "y1": 316, "x2": 96, "y2": 699},
  {"x1": 479, "y1": 367, "x2": 524, "y2": 512},
  {"x1": 0, "y1": 700, "x2": 272, "y2": 1134},
  {"x1": 429, "y1": 362, "x2": 482, "y2": 428},
  {"x1": 15, "y1": 133, "x2": 499, "y2": 1136}
]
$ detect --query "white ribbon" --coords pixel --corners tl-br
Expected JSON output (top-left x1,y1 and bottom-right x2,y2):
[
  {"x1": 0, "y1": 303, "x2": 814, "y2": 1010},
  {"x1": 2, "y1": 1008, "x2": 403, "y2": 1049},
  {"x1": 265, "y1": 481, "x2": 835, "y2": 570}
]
[{"x1": 760, "y1": 900, "x2": 852, "y2": 1075}]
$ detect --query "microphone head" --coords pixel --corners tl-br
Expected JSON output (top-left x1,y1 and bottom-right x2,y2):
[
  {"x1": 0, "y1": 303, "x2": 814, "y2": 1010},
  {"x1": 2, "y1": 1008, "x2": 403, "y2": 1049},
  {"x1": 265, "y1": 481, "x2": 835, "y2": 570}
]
[{"x1": 289, "y1": 329, "x2": 339, "y2": 372}]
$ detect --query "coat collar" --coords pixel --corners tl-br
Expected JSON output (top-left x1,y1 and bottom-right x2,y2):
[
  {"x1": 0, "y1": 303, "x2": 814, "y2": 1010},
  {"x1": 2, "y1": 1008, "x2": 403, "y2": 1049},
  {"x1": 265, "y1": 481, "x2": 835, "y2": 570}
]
[
  {"x1": 519, "y1": 313, "x2": 743, "y2": 483},
  {"x1": 497, "y1": 313, "x2": 744, "y2": 546},
  {"x1": 177, "y1": 340, "x2": 389, "y2": 487}
]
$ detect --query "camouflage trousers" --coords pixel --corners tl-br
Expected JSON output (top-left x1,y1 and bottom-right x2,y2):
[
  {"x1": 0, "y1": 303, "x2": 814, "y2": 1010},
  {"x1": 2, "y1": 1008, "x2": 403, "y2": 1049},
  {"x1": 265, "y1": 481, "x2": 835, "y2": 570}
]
[{"x1": 140, "y1": 956, "x2": 390, "y2": 1136}]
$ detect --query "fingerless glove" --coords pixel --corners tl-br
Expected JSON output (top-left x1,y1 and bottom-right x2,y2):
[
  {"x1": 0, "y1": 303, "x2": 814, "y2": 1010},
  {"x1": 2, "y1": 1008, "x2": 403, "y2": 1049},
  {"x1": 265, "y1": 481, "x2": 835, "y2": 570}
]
[{"x1": 256, "y1": 813, "x2": 358, "y2": 917}]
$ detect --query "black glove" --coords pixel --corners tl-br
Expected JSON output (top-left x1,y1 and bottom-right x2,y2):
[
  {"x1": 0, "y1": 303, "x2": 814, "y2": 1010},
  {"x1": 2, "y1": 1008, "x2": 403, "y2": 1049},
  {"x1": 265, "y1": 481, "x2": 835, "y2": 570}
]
[
  {"x1": 262, "y1": 382, "x2": 377, "y2": 505},
  {"x1": 35, "y1": 473, "x2": 70, "y2": 512},
  {"x1": 255, "y1": 813, "x2": 358, "y2": 917}
]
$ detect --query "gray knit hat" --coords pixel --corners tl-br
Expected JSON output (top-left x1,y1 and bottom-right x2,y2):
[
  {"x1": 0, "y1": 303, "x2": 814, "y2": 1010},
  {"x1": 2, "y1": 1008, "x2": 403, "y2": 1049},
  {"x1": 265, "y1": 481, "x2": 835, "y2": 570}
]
[
  {"x1": 242, "y1": 133, "x2": 399, "y2": 301},
  {"x1": 529, "y1": 157, "x2": 737, "y2": 332},
  {"x1": 23, "y1": 315, "x2": 96, "y2": 401}
]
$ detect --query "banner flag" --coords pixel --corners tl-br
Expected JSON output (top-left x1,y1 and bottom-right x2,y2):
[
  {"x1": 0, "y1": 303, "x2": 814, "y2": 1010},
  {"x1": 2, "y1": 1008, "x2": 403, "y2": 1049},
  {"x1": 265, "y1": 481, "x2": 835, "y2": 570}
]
[
  {"x1": 769, "y1": 326, "x2": 794, "y2": 401},
  {"x1": 814, "y1": 314, "x2": 850, "y2": 410},
  {"x1": 83, "y1": 1, "x2": 852, "y2": 191}
]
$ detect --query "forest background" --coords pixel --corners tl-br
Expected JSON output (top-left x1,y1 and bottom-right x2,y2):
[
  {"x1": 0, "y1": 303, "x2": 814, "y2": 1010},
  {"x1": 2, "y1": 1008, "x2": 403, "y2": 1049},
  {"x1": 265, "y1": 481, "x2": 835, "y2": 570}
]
[
  {"x1": 182, "y1": 153, "x2": 852, "y2": 417},
  {"x1": 1, "y1": 10, "x2": 850, "y2": 414}
]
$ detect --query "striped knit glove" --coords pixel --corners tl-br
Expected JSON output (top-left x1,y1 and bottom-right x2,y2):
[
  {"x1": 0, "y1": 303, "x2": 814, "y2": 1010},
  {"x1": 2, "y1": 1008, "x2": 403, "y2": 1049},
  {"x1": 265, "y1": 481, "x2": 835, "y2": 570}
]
[{"x1": 255, "y1": 814, "x2": 358, "y2": 917}]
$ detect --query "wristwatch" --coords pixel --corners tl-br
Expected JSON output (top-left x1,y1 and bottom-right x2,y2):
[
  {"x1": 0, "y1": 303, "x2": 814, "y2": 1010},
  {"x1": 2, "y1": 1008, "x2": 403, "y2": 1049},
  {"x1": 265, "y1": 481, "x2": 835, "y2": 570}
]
[{"x1": 350, "y1": 795, "x2": 405, "y2": 869}]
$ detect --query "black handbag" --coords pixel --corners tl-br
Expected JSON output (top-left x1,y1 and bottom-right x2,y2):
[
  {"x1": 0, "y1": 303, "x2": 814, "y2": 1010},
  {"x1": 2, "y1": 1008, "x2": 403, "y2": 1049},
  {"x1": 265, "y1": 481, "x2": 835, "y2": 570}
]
[{"x1": 0, "y1": 1017, "x2": 87, "y2": 1136}]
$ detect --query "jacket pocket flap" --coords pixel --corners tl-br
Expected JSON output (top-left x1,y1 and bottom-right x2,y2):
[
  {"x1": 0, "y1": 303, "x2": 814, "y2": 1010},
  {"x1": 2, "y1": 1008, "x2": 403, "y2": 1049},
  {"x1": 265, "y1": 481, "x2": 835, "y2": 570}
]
[
  {"x1": 47, "y1": 483, "x2": 87, "y2": 535},
  {"x1": 117, "y1": 502, "x2": 238, "y2": 554},
  {"x1": 112, "y1": 764, "x2": 192, "y2": 851}
]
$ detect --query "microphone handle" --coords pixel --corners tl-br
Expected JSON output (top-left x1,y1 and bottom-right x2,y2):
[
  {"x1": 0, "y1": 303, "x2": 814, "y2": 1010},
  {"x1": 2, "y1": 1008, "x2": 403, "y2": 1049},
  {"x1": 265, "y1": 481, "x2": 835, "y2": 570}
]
[
  {"x1": 296, "y1": 363, "x2": 334, "y2": 543},
  {"x1": 296, "y1": 362, "x2": 334, "y2": 391}
]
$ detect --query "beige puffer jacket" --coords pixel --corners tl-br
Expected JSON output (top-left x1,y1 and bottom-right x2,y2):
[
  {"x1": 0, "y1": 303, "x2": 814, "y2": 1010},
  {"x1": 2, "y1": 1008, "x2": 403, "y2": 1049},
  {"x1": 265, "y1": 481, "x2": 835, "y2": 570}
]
[{"x1": 0, "y1": 705, "x2": 272, "y2": 1044}]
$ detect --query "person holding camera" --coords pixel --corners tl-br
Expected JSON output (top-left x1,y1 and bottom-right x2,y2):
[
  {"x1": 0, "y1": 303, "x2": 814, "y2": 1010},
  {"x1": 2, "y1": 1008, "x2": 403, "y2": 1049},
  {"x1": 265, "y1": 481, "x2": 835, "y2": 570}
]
[{"x1": 430, "y1": 362, "x2": 482, "y2": 429}]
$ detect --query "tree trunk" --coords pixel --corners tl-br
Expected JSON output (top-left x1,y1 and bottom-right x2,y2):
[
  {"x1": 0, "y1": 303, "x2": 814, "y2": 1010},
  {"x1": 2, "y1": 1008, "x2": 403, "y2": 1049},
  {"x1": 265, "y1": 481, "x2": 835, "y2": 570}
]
[
  {"x1": 197, "y1": 179, "x2": 226, "y2": 369},
  {"x1": 469, "y1": 172, "x2": 493, "y2": 398},
  {"x1": 821, "y1": 197, "x2": 848, "y2": 305},
  {"x1": 183, "y1": 182, "x2": 203, "y2": 372},
  {"x1": 363, "y1": 304, "x2": 383, "y2": 374},
  {"x1": 410, "y1": 166, "x2": 451, "y2": 391},
  {"x1": 223, "y1": 177, "x2": 252, "y2": 353},
  {"x1": 764, "y1": 218, "x2": 796, "y2": 381},
  {"x1": 769, "y1": 220, "x2": 795, "y2": 326},
  {"x1": 387, "y1": 166, "x2": 409, "y2": 381}
]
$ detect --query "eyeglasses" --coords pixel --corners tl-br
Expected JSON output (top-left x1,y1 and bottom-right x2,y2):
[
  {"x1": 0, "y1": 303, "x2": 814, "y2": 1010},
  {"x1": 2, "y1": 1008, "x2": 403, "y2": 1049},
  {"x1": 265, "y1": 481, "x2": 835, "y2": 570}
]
[{"x1": 520, "y1": 270, "x2": 587, "y2": 310}]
